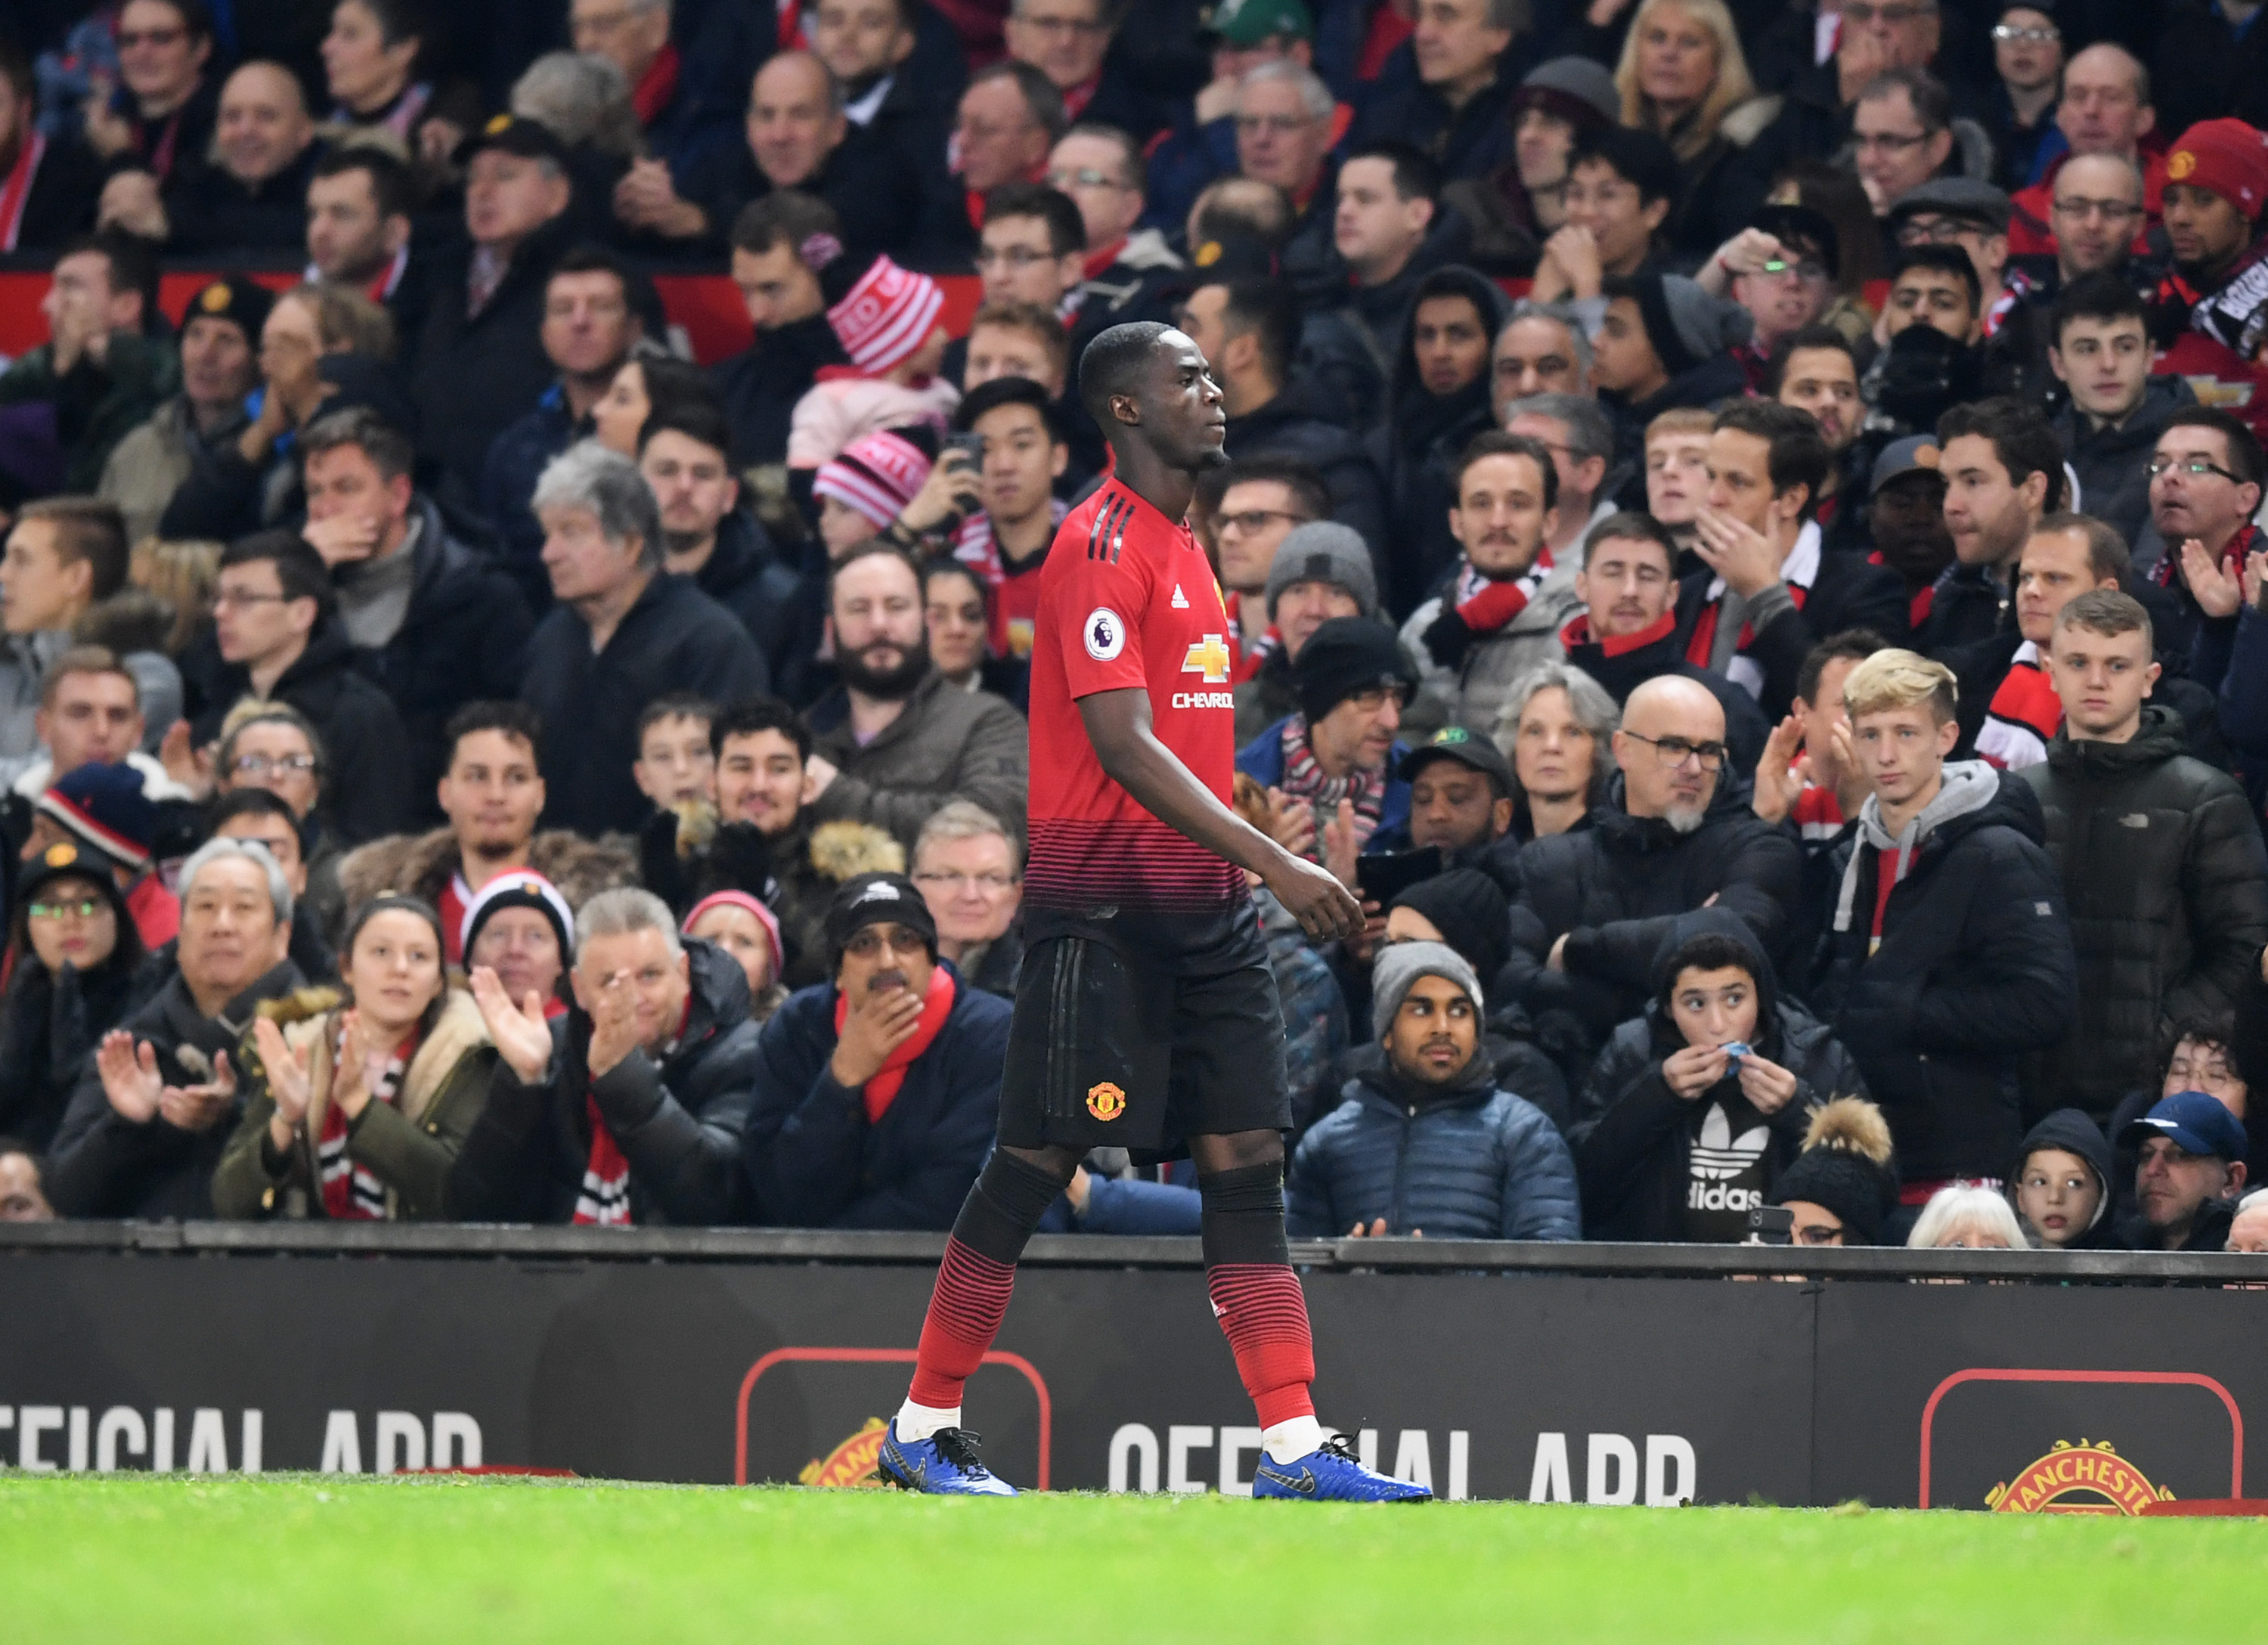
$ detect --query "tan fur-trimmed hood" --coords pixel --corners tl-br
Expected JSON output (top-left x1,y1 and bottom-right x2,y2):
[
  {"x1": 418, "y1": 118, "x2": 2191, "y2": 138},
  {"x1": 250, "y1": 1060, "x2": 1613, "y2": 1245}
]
[
  {"x1": 336, "y1": 827, "x2": 637, "y2": 922},
  {"x1": 257, "y1": 986, "x2": 494, "y2": 1135}
]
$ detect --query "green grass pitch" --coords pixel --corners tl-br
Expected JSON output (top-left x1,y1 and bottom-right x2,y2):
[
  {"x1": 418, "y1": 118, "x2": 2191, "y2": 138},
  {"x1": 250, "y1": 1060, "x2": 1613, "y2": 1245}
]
[{"x1": 1, "y1": 1473, "x2": 2257, "y2": 1643}]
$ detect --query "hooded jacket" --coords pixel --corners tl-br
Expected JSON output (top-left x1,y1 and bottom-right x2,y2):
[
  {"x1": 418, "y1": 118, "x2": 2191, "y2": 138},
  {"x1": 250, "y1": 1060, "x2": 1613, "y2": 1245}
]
[
  {"x1": 1368, "y1": 267, "x2": 1511, "y2": 616},
  {"x1": 2017, "y1": 708, "x2": 2268, "y2": 1125},
  {"x1": 210, "y1": 986, "x2": 497, "y2": 1220},
  {"x1": 1507, "y1": 770, "x2": 1802, "y2": 1051},
  {"x1": 1800, "y1": 761, "x2": 2077, "y2": 1182},
  {"x1": 448, "y1": 936, "x2": 762, "y2": 1225},
  {"x1": 1569, "y1": 909, "x2": 1869, "y2": 1242},
  {"x1": 2007, "y1": 1108, "x2": 2124, "y2": 1250},
  {"x1": 1287, "y1": 1064, "x2": 1581, "y2": 1242},
  {"x1": 44, "y1": 959, "x2": 305, "y2": 1219},
  {"x1": 741, "y1": 965, "x2": 1009, "y2": 1230}
]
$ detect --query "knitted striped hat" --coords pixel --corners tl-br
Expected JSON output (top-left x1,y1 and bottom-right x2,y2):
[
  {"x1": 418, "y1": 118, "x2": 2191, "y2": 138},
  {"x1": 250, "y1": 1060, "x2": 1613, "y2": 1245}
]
[
  {"x1": 827, "y1": 256, "x2": 946, "y2": 374},
  {"x1": 813, "y1": 429, "x2": 934, "y2": 529},
  {"x1": 37, "y1": 763, "x2": 156, "y2": 873}
]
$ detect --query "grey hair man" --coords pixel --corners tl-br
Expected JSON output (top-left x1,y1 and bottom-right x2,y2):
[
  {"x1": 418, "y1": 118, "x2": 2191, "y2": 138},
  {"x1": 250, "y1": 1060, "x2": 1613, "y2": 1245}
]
[
  {"x1": 459, "y1": 883, "x2": 764, "y2": 1225},
  {"x1": 1493, "y1": 302, "x2": 1594, "y2": 420},
  {"x1": 521, "y1": 441, "x2": 770, "y2": 835},
  {"x1": 1504, "y1": 391, "x2": 1616, "y2": 559}
]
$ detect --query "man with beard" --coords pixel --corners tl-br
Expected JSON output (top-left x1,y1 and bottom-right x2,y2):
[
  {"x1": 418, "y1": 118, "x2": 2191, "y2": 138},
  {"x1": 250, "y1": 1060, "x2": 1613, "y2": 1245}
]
[
  {"x1": 2148, "y1": 120, "x2": 2268, "y2": 438},
  {"x1": 1402, "y1": 432, "x2": 1584, "y2": 737},
  {"x1": 1504, "y1": 674, "x2": 1801, "y2": 1058},
  {"x1": 804, "y1": 544, "x2": 1029, "y2": 853},
  {"x1": 1560, "y1": 513, "x2": 1771, "y2": 777}
]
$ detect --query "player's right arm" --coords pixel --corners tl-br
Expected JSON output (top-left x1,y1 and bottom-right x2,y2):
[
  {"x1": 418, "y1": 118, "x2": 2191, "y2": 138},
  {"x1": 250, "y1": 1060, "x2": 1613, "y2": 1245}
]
[{"x1": 1077, "y1": 688, "x2": 1362, "y2": 942}]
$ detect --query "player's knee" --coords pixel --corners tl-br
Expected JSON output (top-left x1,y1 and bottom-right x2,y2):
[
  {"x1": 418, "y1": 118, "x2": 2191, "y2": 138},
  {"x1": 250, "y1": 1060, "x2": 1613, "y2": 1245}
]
[
  {"x1": 1189, "y1": 1129, "x2": 1284, "y2": 1178},
  {"x1": 998, "y1": 1142, "x2": 1084, "y2": 1185}
]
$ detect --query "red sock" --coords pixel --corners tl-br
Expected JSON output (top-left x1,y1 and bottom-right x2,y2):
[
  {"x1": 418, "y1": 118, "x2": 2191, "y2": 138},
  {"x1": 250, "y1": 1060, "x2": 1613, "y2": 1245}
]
[
  {"x1": 908, "y1": 1238, "x2": 1017, "y2": 1409},
  {"x1": 1207, "y1": 1263, "x2": 1315, "y2": 1427}
]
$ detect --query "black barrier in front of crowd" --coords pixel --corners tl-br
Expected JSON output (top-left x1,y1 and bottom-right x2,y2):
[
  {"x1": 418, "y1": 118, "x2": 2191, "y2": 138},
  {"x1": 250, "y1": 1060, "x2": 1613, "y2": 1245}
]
[{"x1": 4, "y1": 1224, "x2": 2264, "y2": 1510}]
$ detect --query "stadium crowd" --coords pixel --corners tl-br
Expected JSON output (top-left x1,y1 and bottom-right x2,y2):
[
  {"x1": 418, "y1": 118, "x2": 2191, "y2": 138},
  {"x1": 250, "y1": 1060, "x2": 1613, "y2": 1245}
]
[{"x1": 9, "y1": 0, "x2": 2268, "y2": 1253}]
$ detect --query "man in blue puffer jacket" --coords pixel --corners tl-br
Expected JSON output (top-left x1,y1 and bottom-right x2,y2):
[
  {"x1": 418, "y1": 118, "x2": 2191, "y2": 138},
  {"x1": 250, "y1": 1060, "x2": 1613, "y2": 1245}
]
[{"x1": 1287, "y1": 940, "x2": 1579, "y2": 1239}]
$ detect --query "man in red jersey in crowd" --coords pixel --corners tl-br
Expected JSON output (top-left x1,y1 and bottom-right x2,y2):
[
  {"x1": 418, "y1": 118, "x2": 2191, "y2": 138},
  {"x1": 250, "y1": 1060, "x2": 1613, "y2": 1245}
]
[{"x1": 878, "y1": 321, "x2": 1424, "y2": 1502}]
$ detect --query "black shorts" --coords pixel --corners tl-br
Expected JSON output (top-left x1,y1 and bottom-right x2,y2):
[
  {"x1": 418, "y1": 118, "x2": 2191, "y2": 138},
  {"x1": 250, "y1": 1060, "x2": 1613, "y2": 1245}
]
[{"x1": 996, "y1": 936, "x2": 1290, "y2": 1159}]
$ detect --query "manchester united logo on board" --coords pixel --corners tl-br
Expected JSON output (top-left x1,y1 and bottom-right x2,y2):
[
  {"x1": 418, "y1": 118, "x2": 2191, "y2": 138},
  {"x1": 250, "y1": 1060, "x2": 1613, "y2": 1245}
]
[
  {"x1": 799, "y1": 1417, "x2": 890, "y2": 1489},
  {"x1": 1986, "y1": 1439, "x2": 2174, "y2": 1514}
]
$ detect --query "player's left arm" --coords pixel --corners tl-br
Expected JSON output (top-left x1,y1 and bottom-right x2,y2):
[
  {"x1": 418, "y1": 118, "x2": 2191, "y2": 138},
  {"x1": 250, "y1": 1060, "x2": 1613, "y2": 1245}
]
[{"x1": 1077, "y1": 688, "x2": 1361, "y2": 941}]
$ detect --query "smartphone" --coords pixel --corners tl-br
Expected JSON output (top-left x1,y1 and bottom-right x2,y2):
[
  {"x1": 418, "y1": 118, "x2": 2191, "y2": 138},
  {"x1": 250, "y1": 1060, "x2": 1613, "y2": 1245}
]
[
  {"x1": 942, "y1": 432, "x2": 985, "y2": 469},
  {"x1": 1355, "y1": 847, "x2": 1443, "y2": 909},
  {"x1": 1746, "y1": 1205, "x2": 1793, "y2": 1246}
]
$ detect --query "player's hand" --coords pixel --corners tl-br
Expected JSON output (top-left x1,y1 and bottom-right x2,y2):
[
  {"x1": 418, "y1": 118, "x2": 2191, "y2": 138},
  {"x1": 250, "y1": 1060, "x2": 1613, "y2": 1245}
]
[
  {"x1": 2183, "y1": 537, "x2": 2245, "y2": 618},
  {"x1": 1662, "y1": 1043, "x2": 1728, "y2": 1099},
  {"x1": 1262, "y1": 850, "x2": 1363, "y2": 943},
  {"x1": 831, "y1": 975, "x2": 927, "y2": 1089}
]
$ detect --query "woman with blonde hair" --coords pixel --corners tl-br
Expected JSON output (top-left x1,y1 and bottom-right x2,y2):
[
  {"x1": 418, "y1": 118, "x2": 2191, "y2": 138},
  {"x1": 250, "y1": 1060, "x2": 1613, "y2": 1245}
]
[{"x1": 1610, "y1": 0, "x2": 1777, "y2": 254}]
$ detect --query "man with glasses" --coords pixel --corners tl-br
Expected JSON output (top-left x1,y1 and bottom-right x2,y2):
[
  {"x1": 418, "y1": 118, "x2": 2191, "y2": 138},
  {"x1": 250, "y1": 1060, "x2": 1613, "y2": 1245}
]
[
  {"x1": 1236, "y1": 616, "x2": 1417, "y2": 870},
  {"x1": 2006, "y1": 44, "x2": 2162, "y2": 265},
  {"x1": 1983, "y1": 5, "x2": 2062, "y2": 194},
  {"x1": 1529, "y1": 127, "x2": 1676, "y2": 305},
  {"x1": 948, "y1": 61, "x2": 1068, "y2": 259},
  {"x1": 1047, "y1": 125, "x2": 1182, "y2": 324},
  {"x1": 1230, "y1": 61, "x2": 1343, "y2": 278},
  {"x1": 1851, "y1": 68, "x2": 1958, "y2": 218},
  {"x1": 2142, "y1": 407, "x2": 2266, "y2": 660},
  {"x1": 1697, "y1": 206, "x2": 1840, "y2": 394},
  {"x1": 1507, "y1": 673, "x2": 1799, "y2": 1059},
  {"x1": 1207, "y1": 454, "x2": 1327, "y2": 683},
  {"x1": 1003, "y1": 0, "x2": 1163, "y2": 139},
  {"x1": 911, "y1": 801, "x2": 1026, "y2": 997}
]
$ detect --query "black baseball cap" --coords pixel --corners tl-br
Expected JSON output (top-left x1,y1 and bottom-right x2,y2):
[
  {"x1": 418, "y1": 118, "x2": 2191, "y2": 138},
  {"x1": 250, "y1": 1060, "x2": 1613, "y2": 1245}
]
[{"x1": 1397, "y1": 725, "x2": 1514, "y2": 795}]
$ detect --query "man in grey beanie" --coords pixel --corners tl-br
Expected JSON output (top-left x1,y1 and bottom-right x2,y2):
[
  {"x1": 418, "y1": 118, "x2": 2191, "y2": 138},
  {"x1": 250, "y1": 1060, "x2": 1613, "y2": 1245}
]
[
  {"x1": 1234, "y1": 520, "x2": 1380, "y2": 745},
  {"x1": 1287, "y1": 939, "x2": 1579, "y2": 1240}
]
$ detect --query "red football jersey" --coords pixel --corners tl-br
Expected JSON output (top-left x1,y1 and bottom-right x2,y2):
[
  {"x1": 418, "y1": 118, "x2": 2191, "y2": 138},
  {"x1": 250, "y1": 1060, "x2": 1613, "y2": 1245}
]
[{"x1": 1024, "y1": 479, "x2": 1252, "y2": 965}]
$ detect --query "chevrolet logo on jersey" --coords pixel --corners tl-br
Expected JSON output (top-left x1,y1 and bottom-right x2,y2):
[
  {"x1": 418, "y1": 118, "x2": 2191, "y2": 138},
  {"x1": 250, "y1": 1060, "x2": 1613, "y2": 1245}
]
[{"x1": 1182, "y1": 634, "x2": 1232, "y2": 683}]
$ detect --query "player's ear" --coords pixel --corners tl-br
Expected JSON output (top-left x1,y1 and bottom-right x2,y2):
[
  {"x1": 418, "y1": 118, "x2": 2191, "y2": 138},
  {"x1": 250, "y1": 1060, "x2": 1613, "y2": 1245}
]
[{"x1": 1109, "y1": 392, "x2": 1140, "y2": 429}]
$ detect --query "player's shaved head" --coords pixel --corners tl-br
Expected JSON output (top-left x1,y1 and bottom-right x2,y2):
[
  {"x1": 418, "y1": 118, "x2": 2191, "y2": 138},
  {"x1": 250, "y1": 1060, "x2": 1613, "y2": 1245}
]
[{"x1": 1079, "y1": 321, "x2": 1175, "y2": 429}]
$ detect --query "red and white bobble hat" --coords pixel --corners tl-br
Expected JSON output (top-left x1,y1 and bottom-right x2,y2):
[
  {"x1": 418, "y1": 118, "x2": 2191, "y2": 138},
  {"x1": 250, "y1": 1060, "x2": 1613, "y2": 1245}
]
[
  {"x1": 825, "y1": 255, "x2": 945, "y2": 375},
  {"x1": 813, "y1": 429, "x2": 935, "y2": 530}
]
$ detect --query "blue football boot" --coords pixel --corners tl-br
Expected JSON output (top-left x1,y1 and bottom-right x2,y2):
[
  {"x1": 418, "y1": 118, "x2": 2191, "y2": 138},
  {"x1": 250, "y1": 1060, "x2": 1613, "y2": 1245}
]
[
  {"x1": 875, "y1": 1420, "x2": 1018, "y2": 1496},
  {"x1": 1251, "y1": 1433, "x2": 1434, "y2": 1502}
]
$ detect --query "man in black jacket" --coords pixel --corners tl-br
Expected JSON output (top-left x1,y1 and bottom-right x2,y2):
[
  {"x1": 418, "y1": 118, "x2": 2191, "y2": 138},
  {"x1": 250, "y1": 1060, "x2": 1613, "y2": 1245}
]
[
  {"x1": 459, "y1": 887, "x2": 760, "y2": 1225},
  {"x1": 742, "y1": 872, "x2": 1009, "y2": 1229},
  {"x1": 2050, "y1": 274, "x2": 2197, "y2": 553},
  {"x1": 1176, "y1": 277, "x2": 1388, "y2": 567},
  {"x1": 520, "y1": 442, "x2": 770, "y2": 837},
  {"x1": 1800, "y1": 647, "x2": 2077, "y2": 1197},
  {"x1": 2019, "y1": 590, "x2": 2268, "y2": 1125},
  {"x1": 712, "y1": 191, "x2": 852, "y2": 470},
  {"x1": 2119, "y1": 1091, "x2": 2248, "y2": 1253},
  {"x1": 1350, "y1": 0, "x2": 1521, "y2": 183},
  {"x1": 191, "y1": 534, "x2": 415, "y2": 844},
  {"x1": 1918, "y1": 395, "x2": 2065, "y2": 657},
  {"x1": 44, "y1": 838, "x2": 303, "y2": 1219},
  {"x1": 407, "y1": 116, "x2": 578, "y2": 517},
  {"x1": 296, "y1": 409, "x2": 534, "y2": 815},
  {"x1": 1506, "y1": 674, "x2": 1801, "y2": 1059},
  {"x1": 638, "y1": 398, "x2": 810, "y2": 689},
  {"x1": 1681, "y1": 401, "x2": 1910, "y2": 720}
]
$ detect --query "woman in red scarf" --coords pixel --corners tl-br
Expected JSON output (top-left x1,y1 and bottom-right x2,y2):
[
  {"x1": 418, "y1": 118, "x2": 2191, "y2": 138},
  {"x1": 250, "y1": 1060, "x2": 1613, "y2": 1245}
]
[{"x1": 212, "y1": 895, "x2": 498, "y2": 1220}]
